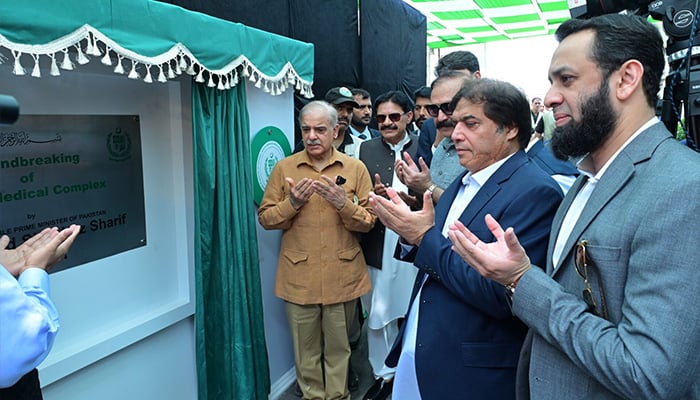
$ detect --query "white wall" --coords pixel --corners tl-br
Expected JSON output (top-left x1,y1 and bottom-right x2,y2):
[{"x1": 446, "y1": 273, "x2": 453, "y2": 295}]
[
  {"x1": 427, "y1": 35, "x2": 560, "y2": 99},
  {"x1": 2, "y1": 54, "x2": 300, "y2": 399},
  {"x1": 1, "y1": 56, "x2": 197, "y2": 400}
]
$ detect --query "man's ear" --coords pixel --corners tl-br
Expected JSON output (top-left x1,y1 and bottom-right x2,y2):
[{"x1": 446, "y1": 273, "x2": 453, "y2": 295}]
[
  {"x1": 615, "y1": 59, "x2": 643, "y2": 101},
  {"x1": 501, "y1": 124, "x2": 519, "y2": 142},
  {"x1": 333, "y1": 124, "x2": 340, "y2": 139}
]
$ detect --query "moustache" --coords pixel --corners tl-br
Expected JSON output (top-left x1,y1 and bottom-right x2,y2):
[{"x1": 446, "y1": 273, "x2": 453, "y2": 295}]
[
  {"x1": 380, "y1": 124, "x2": 398, "y2": 131},
  {"x1": 436, "y1": 119, "x2": 455, "y2": 129},
  {"x1": 306, "y1": 139, "x2": 323, "y2": 146},
  {"x1": 338, "y1": 117, "x2": 349, "y2": 124}
]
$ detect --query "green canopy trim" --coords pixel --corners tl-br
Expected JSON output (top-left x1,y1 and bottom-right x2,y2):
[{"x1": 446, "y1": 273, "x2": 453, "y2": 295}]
[
  {"x1": 0, "y1": 0, "x2": 315, "y2": 97},
  {"x1": 405, "y1": 0, "x2": 571, "y2": 48}
]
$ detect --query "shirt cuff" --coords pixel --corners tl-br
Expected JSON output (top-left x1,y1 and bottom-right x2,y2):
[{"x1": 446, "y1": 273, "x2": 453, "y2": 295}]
[{"x1": 17, "y1": 268, "x2": 51, "y2": 296}]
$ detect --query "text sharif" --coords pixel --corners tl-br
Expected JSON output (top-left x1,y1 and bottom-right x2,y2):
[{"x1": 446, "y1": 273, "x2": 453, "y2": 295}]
[{"x1": 0, "y1": 180, "x2": 107, "y2": 202}]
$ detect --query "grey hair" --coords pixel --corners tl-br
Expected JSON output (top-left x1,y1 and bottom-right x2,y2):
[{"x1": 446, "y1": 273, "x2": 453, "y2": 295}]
[{"x1": 299, "y1": 100, "x2": 338, "y2": 127}]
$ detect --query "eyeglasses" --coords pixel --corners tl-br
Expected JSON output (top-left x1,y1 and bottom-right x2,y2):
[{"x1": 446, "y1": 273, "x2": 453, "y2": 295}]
[
  {"x1": 425, "y1": 102, "x2": 454, "y2": 118},
  {"x1": 574, "y1": 240, "x2": 608, "y2": 319},
  {"x1": 376, "y1": 112, "x2": 406, "y2": 123}
]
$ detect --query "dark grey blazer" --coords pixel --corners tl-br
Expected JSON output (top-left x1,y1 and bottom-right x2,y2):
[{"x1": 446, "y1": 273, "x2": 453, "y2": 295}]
[{"x1": 358, "y1": 133, "x2": 419, "y2": 267}]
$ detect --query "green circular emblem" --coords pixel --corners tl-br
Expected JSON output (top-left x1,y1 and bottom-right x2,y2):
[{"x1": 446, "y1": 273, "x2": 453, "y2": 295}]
[
  {"x1": 251, "y1": 126, "x2": 292, "y2": 205},
  {"x1": 107, "y1": 128, "x2": 132, "y2": 161}
]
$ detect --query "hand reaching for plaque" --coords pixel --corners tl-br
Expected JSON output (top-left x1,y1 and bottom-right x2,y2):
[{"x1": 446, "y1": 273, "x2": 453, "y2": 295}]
[{"x1": 0, "y1": 224, "x2": 81, "y2": 277}]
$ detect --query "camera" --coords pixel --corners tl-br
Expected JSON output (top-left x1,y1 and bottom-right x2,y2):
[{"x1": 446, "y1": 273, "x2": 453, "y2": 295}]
[
  {"x1": 0, "y1": 94, "x2": 19, "y2": 125},
  {"x1": 567, "y1": 0, "x2": 652, "y2": 19}
]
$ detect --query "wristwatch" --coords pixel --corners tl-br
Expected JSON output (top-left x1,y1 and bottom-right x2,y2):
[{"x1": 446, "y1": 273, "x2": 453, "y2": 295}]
[
  {"x1": 504, "y1": 277, "x2": 520, "y2": 297},
  {"x1": 427, "y1": 183, "x2": 437, "y2": 193}
]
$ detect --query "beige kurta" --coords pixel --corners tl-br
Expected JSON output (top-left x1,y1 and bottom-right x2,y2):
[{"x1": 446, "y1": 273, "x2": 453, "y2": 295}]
[{"x1": 258, "y1": 148, "x2": 376, "y2": 305}]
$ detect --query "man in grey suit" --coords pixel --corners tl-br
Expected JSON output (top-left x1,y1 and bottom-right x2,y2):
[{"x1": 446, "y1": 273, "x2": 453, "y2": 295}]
[{"x1": 449, "y1": 14, "x2": 700, "y2": 399}]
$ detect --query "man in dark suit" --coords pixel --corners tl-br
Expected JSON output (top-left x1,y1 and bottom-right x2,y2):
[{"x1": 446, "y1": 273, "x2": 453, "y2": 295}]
[
  {"x1": 368, "y1": 78, "x2": 564, "y2": 399},
  {"x1": 410, "y1": 86, "x2": 432, "y2": 135},
  {"x1": 358, "y1": 90, "x2": 419, "y2": 400},
  {"x1": 350, "y1": 88, "x2": 380, "y2": 140},
  {"x1": 450, "y1": 14, "x2": 700, "y2": 399}
]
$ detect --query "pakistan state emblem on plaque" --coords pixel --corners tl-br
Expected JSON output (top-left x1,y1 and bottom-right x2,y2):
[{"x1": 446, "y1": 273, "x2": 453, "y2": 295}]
[
  {"x1": 107, "y1": 127, "x2": 132, "y2": 161},
  {"x1": 251, "y1": 126, "x2": 291, "y2": 205}
]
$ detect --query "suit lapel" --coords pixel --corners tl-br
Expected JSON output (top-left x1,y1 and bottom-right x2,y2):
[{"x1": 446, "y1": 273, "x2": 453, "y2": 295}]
[
  {"x1": 458, "y1": 151, "x2": 528, "y2": 227},
  {"x1": 547, "y1": 175, "x2": 586, "y2": 273},
  {"x1": 551, "y1": 162, "x2": 634, "y2": 278},
  {"x1": 549, "y1": 123, "x2": 669, "y2": 277},
  {"x1": 527, "y1": 139, "x2": 544, "y2": 158}
]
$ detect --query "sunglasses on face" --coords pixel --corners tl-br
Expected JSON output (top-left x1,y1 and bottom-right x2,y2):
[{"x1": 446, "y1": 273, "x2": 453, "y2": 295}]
[
  {"x1": 425, "y1": 102, "x2": 454, "y2": 118},
  {"x1": 376, "y1": 112, "x2": 406, "y2": 123}
]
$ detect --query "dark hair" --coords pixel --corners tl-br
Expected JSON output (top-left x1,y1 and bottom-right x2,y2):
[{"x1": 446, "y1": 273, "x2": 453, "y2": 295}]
[
  {"x1": 374, "y1": 90, "x2": 414, "y2": 113},
  {"x1": 555, "y1": 14, "x2": 664, "y2": 108},
  {"x1": 351, "y1": 88, "x2": 371, "y2": 99},
  {"x1": 450, "y1": 78, "x2": 532, "y2": 149},
  {"x1": 413, "y1": 86, "x2": 432, "y2": 100},
  {"x1": 431, "y1": 70, "x2": 472, "y2": 91},
  {"x1": 435, "y1": 51, "x2": 480, "y2": 77}
]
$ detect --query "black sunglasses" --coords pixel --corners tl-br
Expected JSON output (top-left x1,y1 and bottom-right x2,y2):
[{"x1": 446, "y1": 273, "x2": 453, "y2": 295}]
[
  {"x1": 376, "y1": 112, "x2": 406, "y2": 124},
  {"x1": 425, "y1": 102, "x2": 454, "y2": 118},
  {"x1": 574, "y1": 240, "x2": 608, "y2": 319}
]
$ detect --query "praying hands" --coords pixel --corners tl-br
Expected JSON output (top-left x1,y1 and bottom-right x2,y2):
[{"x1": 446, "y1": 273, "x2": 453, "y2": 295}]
[
  {"x1": 368, "y1": 187, "x2": 434, "y2": 245},
  {"x1": 447, "y1": 214, "x2": 531, "y2": 286}
]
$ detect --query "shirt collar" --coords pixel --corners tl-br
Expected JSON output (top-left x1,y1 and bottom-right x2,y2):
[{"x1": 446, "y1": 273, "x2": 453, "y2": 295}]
[
  {"x1": 463, "y1": 152, "x2": 515, "y2": 187},
  {"x1": 337, "y1": 131, "x2": 354, "y2": 152},
  {"x1": 349, "y1": 126, "x2": 367, "y2": 137},
  {"x1": 439, "y1": 137, "x2": 456, "y2": 150},
  {"x1": 385, "y1": 131, "x2": 411, "y2": 152},
  {"x1": 576, "y1": 117, "x2": 659, "y2": 180}
]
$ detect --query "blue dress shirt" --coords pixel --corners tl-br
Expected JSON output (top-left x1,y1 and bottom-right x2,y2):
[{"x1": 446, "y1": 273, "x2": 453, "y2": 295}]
[{"x1": 0, "y1": 265, "x2": 59, "y2": 388}]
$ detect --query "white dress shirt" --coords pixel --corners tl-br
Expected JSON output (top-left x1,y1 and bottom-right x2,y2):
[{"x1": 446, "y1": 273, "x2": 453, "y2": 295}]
[
  {"x1": 393, "y1": 154, "x2": 512, "y2": 399},
  {"x1": 552, "y1": 117, "x2": 659, "y2": 268}
]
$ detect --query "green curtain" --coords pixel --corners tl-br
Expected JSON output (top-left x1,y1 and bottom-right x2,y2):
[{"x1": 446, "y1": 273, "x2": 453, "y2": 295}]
[{"x1": 193, "y1": 81, "x2": 270, "y2": 399}]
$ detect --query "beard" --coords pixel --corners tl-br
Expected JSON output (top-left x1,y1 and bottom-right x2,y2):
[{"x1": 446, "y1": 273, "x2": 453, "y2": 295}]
[
  {"x1": 550, "y1": 81, "x2": 617, "y2": 160},
  {"x1": 351, "y1": 114, "x2": 368, "y2": 127}
]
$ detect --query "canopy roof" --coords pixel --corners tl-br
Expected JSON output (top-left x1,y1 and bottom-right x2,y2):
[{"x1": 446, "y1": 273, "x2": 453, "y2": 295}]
[
  {"x1": 0, "y1": 0, "x2": 315, "y2": 96},
  {"x1": 404, "y1": 0, "x2": 571, "y2": 48}
]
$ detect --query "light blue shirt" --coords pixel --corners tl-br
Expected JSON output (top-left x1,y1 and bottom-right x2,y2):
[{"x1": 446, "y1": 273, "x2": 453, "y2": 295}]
[
  {"x1": 0, "y1": 265, "x2": 59, "y2": 388},
  {"x1": 349, "y1": 125, "x2": 371, "y2": 140}
]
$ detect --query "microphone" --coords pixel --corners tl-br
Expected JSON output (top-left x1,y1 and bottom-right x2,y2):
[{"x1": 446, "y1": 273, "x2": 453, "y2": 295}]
[{"x1": 0, "y1": 94, "x2": 20, "y2": 125}]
